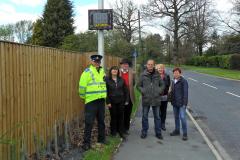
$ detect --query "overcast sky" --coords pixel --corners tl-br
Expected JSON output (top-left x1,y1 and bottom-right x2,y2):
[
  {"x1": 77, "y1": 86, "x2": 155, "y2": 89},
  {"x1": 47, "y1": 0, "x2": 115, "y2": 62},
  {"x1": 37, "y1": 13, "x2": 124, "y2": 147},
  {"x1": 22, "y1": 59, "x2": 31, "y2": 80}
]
[{"x1": 0, "y1": 0, "x2": 233, "y2": 34}]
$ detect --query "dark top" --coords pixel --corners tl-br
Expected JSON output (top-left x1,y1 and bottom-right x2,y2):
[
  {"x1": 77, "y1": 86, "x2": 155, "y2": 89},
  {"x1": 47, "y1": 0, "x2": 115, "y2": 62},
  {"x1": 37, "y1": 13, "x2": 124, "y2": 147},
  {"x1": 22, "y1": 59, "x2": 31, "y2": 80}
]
[
  {"x1": 137, "y1": 69, "x2": 164, "y2": 106},
  {"x1": 170, "y1": 76, "x2": 188, "y2": 107},
  {"x1": 106, "y1": 76, "x2": 129, "y2": 104},
  {"x1": 161, "y1": 73, "x2": 171, "y2": 95}
]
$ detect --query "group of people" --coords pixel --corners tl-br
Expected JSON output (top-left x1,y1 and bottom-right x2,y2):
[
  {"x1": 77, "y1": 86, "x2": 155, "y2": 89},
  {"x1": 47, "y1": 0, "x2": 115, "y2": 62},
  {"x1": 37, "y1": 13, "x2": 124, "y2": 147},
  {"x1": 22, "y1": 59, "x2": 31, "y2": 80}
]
[
  {"x1": 137, "y1": 59, "x2": 188, "y2": 141},
  {"x1": 79, "y1": 54, "x2": 189, "y2": 151}
]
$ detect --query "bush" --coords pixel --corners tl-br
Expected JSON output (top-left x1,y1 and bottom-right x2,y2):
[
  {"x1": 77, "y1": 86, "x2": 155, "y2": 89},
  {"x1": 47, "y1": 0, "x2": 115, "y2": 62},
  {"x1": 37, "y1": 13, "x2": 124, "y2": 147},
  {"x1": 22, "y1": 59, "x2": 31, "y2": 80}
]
[
  {"x1": 229, "y1": 54, "x2": 240, "y2": 70},
  {"x1": 218, "y1": 55, "x2": 231, "y2": 69},
  {"x1": 186, "y1": 54, "x2": 237, "y2": 69},
  {"x1": 207, "y1": 56, "x2": 219, "y2": 67}
]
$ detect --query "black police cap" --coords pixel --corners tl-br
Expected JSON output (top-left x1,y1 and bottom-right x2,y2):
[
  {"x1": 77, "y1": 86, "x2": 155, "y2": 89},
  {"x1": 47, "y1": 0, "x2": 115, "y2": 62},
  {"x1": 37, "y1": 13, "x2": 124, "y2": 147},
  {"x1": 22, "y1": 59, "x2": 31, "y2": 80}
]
[{"x1": 90, "y1": 54, "x2": 103, "y2": 62}]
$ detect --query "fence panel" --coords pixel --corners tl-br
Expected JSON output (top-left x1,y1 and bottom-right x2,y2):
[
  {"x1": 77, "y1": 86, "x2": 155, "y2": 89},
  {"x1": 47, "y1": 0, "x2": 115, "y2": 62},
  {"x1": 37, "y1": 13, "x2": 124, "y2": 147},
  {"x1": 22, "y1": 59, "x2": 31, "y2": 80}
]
[{"x1": 0, "y1": 41, "x2": 121, "y2": 159}]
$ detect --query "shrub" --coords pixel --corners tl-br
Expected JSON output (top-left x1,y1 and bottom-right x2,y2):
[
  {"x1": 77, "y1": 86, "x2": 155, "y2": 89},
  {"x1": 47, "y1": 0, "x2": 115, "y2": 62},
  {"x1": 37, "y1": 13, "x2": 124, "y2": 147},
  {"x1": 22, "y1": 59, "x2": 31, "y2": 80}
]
[
  {"x1": 229, "y1": 54, "x2": 240, "y2": 70},
  {"x1": 218, "y1": 55, "x2": 231, "y2": 69},
  {"x1": 186, "y1": 54, "x2": 235, "y2": 69}
]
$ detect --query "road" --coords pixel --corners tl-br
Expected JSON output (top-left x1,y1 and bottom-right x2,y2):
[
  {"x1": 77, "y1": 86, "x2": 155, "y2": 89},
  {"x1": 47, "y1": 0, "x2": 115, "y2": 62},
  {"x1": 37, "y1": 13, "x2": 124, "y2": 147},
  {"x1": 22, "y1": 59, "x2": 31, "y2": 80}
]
[{"x1": 166, "y1": 69, "x2": 240, "y2": 160}]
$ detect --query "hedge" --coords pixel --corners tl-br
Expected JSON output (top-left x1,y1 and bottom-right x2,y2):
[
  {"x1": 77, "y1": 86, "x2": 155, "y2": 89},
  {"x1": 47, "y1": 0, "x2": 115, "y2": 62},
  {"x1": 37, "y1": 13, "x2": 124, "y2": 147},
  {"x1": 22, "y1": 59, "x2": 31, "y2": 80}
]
[{"x1": 186, "y1": 54, "x2": 240, "y2": 70}]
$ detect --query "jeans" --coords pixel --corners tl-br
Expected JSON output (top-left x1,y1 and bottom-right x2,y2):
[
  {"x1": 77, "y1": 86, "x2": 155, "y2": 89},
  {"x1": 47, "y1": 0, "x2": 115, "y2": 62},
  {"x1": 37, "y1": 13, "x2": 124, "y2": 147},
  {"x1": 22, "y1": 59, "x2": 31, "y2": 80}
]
[
  {"x1": 142, "y1": 105, "x2": 161, "y2": 135},
  {"x1": 173, "y1": 105, "x2": 187, "y2": 135}
]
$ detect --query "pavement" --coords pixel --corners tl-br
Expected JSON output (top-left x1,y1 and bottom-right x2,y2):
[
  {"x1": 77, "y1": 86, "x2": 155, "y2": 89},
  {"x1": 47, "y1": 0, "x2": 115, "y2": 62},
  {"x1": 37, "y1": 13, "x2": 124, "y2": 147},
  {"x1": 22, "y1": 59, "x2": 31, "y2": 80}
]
[{"x1": 113, "y1": 104, "x2": 217, "y2": 160}]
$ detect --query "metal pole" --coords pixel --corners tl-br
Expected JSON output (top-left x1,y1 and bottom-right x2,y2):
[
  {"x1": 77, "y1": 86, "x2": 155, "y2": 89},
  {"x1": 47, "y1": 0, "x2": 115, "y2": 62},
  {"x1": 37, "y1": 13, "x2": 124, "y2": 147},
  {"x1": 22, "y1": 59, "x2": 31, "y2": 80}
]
[
  {"x1": 98, "y1": 0, "x2": 105, "y2": 68},
  {"x1": 138, "y1": 10, "x2": 141, "y2": 56}
]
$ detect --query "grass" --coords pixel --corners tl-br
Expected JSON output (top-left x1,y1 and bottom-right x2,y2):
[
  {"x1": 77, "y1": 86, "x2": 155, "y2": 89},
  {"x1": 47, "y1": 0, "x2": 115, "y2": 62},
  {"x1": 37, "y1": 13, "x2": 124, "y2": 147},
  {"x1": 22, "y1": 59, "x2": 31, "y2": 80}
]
[
  {"x1": 182, "y1": 65, "x2": 240, "y2": 80},
  {"x1": 83, "y1": 88, "x2": 141, "y2": 160},
  {"x1": 83, "y1": 136, "x2": 121, "y2": 160},
  {"x1": 131, "y1": 88, "x2": 141, "y2": 118},
  {"x1": 166, "y1": 64, "x2": 240, "y2": 80}
]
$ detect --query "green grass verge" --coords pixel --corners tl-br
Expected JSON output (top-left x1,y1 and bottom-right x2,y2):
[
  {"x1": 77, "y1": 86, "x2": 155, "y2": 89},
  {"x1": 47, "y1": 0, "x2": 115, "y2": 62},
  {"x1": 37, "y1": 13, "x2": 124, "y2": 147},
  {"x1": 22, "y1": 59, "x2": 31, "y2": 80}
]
[
  {"x1": 131, "y1": 88, "x2": 141, "y2": 118},
  {"x1": 83, "y1": 88, "x2": 141, "y2": 160},
  {"x1": 182, "y1": 65, "x2": 240, "y2": 80},
  {"x1": 83, "y1": 136, "x2": 121, "y2": 160},
  {"x1": 165, "y1": 64, "x2": 240, "y2": 80}
]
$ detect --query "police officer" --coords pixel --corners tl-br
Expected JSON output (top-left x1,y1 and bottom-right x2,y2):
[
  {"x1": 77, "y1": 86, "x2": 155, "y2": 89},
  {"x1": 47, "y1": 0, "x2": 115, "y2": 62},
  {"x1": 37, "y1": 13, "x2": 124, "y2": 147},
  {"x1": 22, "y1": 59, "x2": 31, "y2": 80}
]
[{"x1": 79, "y1": 54, "x2": 107, "y2": 151}]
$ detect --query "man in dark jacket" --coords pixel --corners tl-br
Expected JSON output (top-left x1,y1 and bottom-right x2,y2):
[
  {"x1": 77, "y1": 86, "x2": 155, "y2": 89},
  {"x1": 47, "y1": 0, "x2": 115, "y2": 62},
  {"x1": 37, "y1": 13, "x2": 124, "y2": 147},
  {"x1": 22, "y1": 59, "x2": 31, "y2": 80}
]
[
  {"x1": 137, "y1": 59, "x2": 165, "y2": 139},
  {"x1": 169, "y1": 67, "x2": 189, "y2": 141}
]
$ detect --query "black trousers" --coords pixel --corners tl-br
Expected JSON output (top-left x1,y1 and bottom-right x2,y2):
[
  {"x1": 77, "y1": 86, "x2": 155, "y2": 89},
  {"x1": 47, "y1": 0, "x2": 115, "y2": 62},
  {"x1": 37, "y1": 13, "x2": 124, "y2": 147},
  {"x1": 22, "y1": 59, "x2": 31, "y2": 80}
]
[
  {"x1": 83, "y1": 98, "x2": 105, "y2": 145},
  {"x1": 160, "y1": 101, "x2": 168, "y2": 125},
  {"x1": 109, "y1": 102, "x2": 125, "y2": 135},
  {"x1": 124, "y1": 98, "x2": 132, "y2": 132}
]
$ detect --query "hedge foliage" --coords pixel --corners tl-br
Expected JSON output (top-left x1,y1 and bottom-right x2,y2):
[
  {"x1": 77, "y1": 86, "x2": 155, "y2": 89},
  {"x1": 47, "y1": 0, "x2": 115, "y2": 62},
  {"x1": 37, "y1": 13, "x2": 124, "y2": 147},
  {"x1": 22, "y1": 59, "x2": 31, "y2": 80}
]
[{"x1": 186, "y1": 54, "x2": 240, "y2": 70}]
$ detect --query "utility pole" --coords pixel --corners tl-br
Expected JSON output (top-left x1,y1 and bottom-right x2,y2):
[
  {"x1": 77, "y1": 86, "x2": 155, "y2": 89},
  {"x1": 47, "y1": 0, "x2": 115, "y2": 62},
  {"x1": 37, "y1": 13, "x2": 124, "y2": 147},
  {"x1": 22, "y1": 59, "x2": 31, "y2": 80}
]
[{"x1": 98, "y1": 0, "x2": 104, "y2": 68}]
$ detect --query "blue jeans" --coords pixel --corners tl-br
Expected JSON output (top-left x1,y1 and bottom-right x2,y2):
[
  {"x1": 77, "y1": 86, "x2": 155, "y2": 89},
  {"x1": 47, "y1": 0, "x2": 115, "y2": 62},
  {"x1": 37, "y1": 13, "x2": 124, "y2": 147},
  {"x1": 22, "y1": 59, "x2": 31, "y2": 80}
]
[
  {"x1": 142, "y1": 106, "x2": 161, "y2": 135},
  {"x1": 173, "y1": 106, "x2": 187, "y2": 135}
]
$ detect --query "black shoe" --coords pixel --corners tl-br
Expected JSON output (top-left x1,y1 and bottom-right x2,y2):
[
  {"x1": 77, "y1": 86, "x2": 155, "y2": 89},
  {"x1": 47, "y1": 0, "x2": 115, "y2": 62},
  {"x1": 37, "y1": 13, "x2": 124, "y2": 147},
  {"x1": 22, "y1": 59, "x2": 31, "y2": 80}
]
[
  {"x1": 124, "y1": 130, "x2": 130, "y2": 135},
  {"x1": 161, "y1": 123, "x2": 166, "y2": 130},
  {"x1": 156, "y1": 134, "x2": 163, "y2": 140},
  {"x1": 170, "y1": 130, "x2": 180, "y2": 136},
  {"x1": 140, "y1": 133, "x2": 147, "y2": 139},
  {"x1": 81, "y1": 144, "x2": 91, "y2": 151},
  {"x1": 182, "y1": 134, "x2": 188, "y2": 141},
  {"x1": 120, "y1": 133, "x2": 126, "y2": 139}
]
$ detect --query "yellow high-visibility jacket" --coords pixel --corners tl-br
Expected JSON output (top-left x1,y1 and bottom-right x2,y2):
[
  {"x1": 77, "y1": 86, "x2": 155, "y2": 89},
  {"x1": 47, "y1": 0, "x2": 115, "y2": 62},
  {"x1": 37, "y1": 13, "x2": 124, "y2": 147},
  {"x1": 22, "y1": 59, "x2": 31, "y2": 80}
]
[{"x1": 79, "y1": 65, "x2": 106, "y2": 104}]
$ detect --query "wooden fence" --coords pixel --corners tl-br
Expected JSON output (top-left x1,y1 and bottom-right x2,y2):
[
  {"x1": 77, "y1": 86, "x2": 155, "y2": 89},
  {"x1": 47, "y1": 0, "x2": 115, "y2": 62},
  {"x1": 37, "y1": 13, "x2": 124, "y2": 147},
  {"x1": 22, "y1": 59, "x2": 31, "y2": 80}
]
[{"x1": 0, "y1": 41, "x2": 121, "y2": 159}]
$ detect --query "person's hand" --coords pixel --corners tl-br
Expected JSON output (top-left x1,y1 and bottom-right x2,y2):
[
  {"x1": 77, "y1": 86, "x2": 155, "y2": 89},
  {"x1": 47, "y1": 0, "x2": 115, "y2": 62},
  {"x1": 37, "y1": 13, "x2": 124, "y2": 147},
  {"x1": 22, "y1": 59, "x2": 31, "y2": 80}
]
[
  {"x1": 124, "y1": 102, "x2": 129, "y2": 105},
  {"x1": 107, "y1": 104, "x2": 112, "y2": 108}
]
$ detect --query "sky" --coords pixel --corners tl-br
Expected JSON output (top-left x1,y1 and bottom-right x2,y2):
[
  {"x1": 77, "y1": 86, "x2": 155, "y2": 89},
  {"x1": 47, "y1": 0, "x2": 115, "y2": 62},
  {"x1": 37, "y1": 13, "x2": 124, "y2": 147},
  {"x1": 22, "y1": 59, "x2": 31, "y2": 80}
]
[{"x1": 0, "y1": 0, "x2": 234, "y2": 34}]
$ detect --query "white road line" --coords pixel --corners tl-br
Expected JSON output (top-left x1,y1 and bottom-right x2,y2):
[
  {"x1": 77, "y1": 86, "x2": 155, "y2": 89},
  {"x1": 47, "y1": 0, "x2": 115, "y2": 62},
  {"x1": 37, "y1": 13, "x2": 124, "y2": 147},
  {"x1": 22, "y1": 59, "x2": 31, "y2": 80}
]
[
  {"x1": 188, "y1": 77, "x2": 198, "y2": 82},
  {"x1": 226, "y1": 92, "x2": 240, "y2": 98},
  {"x1": 186, "y1": 109, "x2": 224, "y2": 160},
  {"x1": 202, "y1": 83, "x2": 218, "y2": 89}
]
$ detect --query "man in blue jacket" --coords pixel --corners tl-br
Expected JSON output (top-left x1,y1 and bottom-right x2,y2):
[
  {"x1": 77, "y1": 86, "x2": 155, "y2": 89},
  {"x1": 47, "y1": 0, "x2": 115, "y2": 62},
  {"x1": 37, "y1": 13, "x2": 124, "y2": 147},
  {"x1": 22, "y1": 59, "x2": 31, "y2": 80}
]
[{"x1": 169, "y1": 67, "x2": 189, "y2": 141}]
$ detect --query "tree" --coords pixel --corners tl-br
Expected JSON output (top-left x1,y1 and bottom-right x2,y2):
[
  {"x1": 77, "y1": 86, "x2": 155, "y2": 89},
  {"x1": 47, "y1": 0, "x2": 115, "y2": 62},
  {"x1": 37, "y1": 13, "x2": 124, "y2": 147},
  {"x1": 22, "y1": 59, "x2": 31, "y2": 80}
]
[
  {"x1": 219, "y1": 0, "x2": 240, "y2": 34},
  {"x1": 185, "y1": 0, "x2": 214, "y2": 56},
  {"x1": 41, "y1": 0, "x2": 75, "y2": 48},
  {"x1": 205, "y1": 29, "x2": 220, "y2": 56},
  {"x1": 29, "y1": 19, "x2": 44, "y2": 45},
  {"x1": 61, "y1": 31, "x2": 98, "y2": 52},
  {"x1": 105, "y1": 30, "x2": 134, "y2": 58},
  {"x1": 143, "y1": 34, "x2": 165, "y2": 61},
  {"x1": 112, "y1": 0, "x2": 139, "y2": 43},
  {"x1": 0, "y1": 24, "x2": 15, "y2": 41},
  {"x1": 14, "y1": 20, "x2": 33, "y2": 43},
  {"x1": 143, "y1": 0, "x2": 197, "y2": 65}
]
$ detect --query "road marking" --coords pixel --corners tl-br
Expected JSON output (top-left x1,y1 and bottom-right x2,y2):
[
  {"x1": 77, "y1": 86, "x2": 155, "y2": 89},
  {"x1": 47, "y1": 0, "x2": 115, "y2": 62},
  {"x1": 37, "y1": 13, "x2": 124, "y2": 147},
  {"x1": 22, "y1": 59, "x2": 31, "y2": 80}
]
[
  {"x1": 202, "y1": 83, "x2": 218, "y2": 89},
  {"x1": 226, "y1": 92, "x2": 240, "y2": 98},
  {"x1": 188, "y1": 77, "x2": 198, "y2": 82},
  {"x1": 186, "y1": 108, "x2": 223, "y2": 160}
]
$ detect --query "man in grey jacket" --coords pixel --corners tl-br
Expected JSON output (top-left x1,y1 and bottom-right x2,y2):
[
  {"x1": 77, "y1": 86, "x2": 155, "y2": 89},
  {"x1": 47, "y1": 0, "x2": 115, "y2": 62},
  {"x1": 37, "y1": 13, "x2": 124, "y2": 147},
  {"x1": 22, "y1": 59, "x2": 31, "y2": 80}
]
[{"x1": 137, "y1": 59, "x2": 165, "y2": 139}]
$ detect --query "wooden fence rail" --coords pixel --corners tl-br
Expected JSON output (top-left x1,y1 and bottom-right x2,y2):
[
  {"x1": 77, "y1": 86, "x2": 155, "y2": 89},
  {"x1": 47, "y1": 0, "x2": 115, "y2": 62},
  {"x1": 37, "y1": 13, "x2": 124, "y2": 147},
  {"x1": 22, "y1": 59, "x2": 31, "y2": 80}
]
[{"x1": 0, "y1": 41, "x2": 121, "y2": 159}]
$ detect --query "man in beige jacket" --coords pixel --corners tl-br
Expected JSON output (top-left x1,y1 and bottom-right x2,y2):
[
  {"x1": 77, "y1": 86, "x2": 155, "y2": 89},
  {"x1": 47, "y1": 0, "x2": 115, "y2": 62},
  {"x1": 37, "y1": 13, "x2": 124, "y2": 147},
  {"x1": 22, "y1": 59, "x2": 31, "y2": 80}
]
[{"x1": 119, "y1": 58, "x2": 135, "y2": 134}]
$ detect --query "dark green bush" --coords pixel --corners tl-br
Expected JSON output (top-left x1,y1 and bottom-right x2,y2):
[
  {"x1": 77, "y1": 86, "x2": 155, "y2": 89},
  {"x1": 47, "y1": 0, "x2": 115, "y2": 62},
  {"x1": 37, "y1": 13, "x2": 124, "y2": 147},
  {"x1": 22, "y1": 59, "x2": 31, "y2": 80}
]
[
  {"x1": 218, "y1": 55, "x2": 231, "y2": 69},
  {"x1": 229, "y1": 54, "x2": 240, "y2": 70},
  {"x1": 185, "y1": 54, "x2": 238, "y2": 69}
]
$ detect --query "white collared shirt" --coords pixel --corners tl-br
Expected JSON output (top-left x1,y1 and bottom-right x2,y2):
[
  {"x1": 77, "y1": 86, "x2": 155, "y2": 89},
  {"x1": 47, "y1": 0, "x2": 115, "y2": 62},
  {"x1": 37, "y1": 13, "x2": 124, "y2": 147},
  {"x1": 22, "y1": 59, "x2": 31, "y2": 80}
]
[{"x1": 174, "y1": 79, "x2": 178, "y2": 84}]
